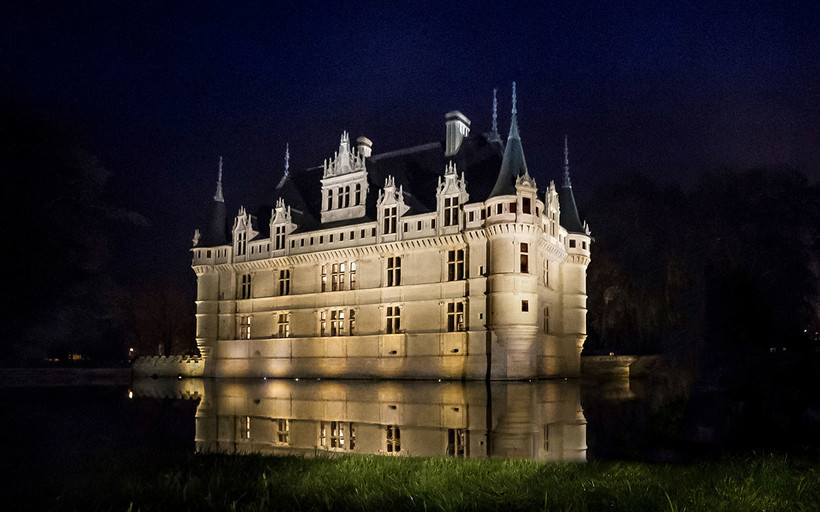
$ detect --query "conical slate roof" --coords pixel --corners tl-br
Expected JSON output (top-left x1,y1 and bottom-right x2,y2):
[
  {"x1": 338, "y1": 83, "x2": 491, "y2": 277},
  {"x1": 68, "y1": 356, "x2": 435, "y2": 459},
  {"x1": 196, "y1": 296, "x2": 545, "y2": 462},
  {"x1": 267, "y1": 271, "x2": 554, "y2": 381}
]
[
  {"x1": 489, "y1": 84, "x2": 529, "y2": 197},
  {"x1": 199, "y1": 158, "x2": 229, "y2": 246},
  {"x1": 558, "y1": 136, "x2": 584, "y2": 233}
]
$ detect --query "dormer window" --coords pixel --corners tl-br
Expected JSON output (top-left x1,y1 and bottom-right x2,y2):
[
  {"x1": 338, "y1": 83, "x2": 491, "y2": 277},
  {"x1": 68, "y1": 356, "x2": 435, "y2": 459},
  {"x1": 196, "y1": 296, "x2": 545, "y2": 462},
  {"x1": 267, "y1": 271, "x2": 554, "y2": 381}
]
[
  {"x1": 236, "y1": 232, "x2": 247, "y2": 256},
  {"x1": 383, "y1": 206, "x2": 397, "y2": 234},
  {"x1": 343, "y1": 186, "x2": 350, "y2": 207},
  {"x1": 444, "y1": 197, "x2": 459, "y2": 226},
  {"x1": 355, "y1": 184, "x2": 361, "y2": 205},
  {"x1": 274, "y1": 225, "x2": 286, "y2": 250},
  {"x1": 327, "y1": 189, "x2": 333, "y2": 210}
]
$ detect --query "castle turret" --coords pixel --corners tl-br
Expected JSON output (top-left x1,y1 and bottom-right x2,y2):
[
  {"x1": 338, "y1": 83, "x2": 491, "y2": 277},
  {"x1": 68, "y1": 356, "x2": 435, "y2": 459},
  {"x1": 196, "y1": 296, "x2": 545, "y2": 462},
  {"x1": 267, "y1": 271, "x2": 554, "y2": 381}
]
[
  {"x1": 557, "y1": 137, "x2": 591, "y2": 376},
  {"x1": 486, "y1": 83, "x2": 541, "y2": 379}
]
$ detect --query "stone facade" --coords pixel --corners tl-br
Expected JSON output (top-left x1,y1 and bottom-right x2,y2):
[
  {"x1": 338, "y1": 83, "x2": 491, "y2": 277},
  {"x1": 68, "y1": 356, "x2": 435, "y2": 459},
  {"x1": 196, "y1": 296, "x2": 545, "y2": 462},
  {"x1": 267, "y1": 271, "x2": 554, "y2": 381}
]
[{"x1": 192, "y1": 87, "x2": 591, "y2": 380}]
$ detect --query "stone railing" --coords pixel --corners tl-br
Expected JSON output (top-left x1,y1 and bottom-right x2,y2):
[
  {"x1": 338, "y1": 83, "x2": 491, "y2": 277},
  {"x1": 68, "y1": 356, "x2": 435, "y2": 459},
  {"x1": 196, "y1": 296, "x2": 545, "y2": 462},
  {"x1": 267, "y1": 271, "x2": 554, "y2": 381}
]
[{"x1": 132, "y1": 355, "x2": 204, "y2": 378}]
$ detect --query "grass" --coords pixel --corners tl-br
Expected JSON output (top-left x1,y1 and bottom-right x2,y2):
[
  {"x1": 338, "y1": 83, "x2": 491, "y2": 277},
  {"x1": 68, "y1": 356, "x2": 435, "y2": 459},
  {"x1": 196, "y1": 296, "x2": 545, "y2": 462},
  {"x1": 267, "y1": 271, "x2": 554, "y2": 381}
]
[{"x1": 9, "y1": 452, "x2": 820, "y2": 511}]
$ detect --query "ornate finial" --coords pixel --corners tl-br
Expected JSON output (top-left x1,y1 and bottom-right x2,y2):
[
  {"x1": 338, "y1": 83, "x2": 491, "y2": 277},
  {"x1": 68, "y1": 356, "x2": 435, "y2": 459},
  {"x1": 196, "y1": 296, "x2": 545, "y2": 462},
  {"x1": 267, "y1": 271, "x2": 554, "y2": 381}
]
[
  {"x1": 512, "y1": 81, "x2": 517, "y2": 115},
  {"x1": 491, "y1": 88, "x2": 499, "y2": 138},
  {"x1": 213, "y1": 156, "x2": 224, "y2": 202},
  {"x1": 284, "y1": 143, "x2": 290, "y2": 177},
  {"x1": 563, "y1": 134, "x2": 572, "y2": 188}
]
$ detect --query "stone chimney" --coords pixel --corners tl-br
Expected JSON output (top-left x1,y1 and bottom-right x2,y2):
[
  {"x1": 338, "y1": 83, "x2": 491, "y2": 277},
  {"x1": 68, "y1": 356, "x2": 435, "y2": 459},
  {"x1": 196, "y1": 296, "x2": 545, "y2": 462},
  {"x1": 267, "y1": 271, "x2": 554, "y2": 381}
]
[
  {"x1": 356, "y1": 136, "x2": 372, "y2": 158},
  {"x1": 445, "y1": 111, "x2": 471, "y2": 156}
]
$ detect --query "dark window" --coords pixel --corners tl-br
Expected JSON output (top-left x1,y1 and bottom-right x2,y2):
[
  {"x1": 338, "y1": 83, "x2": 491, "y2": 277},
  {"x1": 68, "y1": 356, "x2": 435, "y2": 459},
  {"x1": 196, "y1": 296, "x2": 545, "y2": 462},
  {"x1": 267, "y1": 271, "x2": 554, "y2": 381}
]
[
  {"x1": 386, "y1": 306, "x2": 401, "y2": 334},
  {"x1": 447, "y1": 249, "x2": 465, "y2": 281},
  {"x1": 510, "y1": 202, "x2": 517, "y2": 214},
  {"x1": 447, "y1": 302, "x2": 465, "y2": 332},
  {"x1": 569, "y1": 239, "x2": 576, "y2": 248},
  {"x1": 279, "y1": 269, "x2": 291, "y2": 296},
  {"x1": 521, "y1": 300, "x2": 529, "y2": 312},
  {"x1": 387, "y1": 257, "x2": 401, "y2": 286},
  {"x1": 444, "y1": 196, "x2": 459, "y2": 226},
  {"x1": 523, "y1": 197, "x2": 531, "y2": 214}
]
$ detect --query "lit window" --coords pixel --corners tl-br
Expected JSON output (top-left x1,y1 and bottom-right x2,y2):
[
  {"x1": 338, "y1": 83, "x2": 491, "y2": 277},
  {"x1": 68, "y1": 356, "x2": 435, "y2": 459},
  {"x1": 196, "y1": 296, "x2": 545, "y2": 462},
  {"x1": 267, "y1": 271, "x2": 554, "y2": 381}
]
[
  {"x1": 447, "y1": 302, "x2": 465, "y2": 332},
  {"x1": 444, "y1": 196, "x2": 459, "y2": 226},
  {"x1": 383, "y1": 206, "x2": 397, "y2": 234},
  {"x1": 239, "y1": 315, "x2": 251, "y2": 340},
  {"x1": 386, "y1": 425, "x2": 401, "y2": 453},
  {"x1": 446, "y1": 428, "x2": 468, "y2": 457},
  {"x1": 279, "y1": 269, "x2": 291, "y2": 296},
  {"x1": 321, "y1": 265, "x2": 327, "y2": 292},
  {"x1": 349, "y1": 262, "x2": 357, "y2": 290},
  {"x1": 544, "y1": 260, "x2": 549, "y2": 287},
  {"x1": 320, "y1": 310, "x2": 327, "y2": 336},
  {"x1": 386, "y1": 257, "x2": 401, "y2": 287},
  {"x1": 275, "y1": 419, "x2": 289, "y2": 445},
  {"x1": 520, "y1": 243, "x2": 529, "y2": 273},
  {"x1": 240, "y1": 274, "x2": 252, "y2": 299},
  {"x1": 278, "y1": 313, "x2": 290, "y2": 338},
  {"x1": 386, "y1": 306, "x2": 401, "y2": 334},
  {"x1": 447, "y1": 249, "x2": 465, "y2": 281},
  {"x1": 349, "y1": 309, "x2": 356, "y2": 335},
  {"x1": 331, "y1": 263, "x2": 345, "y2": 291},
  {"x1": 239, "y1": 416, "x2": 250, "y2": 440},
  {"x1": 320, "y1": 421, "x2": 356, "y2": 451}
]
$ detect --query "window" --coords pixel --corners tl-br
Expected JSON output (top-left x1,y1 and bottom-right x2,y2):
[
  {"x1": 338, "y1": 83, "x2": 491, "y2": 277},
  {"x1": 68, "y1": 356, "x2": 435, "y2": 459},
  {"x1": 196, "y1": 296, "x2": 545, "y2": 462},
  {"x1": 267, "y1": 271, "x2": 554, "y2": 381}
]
[
  {"x1": 320, "y1": 421, "x2": 355, "y2": 451},
  {"x1": 329, "y1": 234, "x2": 333, "y2": 243},
  {"x1": 274, "y1": 225, "x2": 285, "y2": 250},
  {"x1": 417, "y1": 220, "x2": 422, "y2": 230},
  {"x1": 240, "y1": 274, "x2": 252, "y2": 299},
  {"x1": 386, "y1": 425, "x2": 401, "y2": 453},
  {"x1": 386, "y1": 257, "x2": 401, "y2": 286},
  {"x1": 277, "y1": 313, "x2": 290, "y2": 338},
  {"x1": 582, "y1": 241, "x2": 587, "y2": 250},
  {"x1": 447, "y1": 249, "x2": 465, "y2": 281},
  {"x1": 331, "y1": 263, "x2": 345, "y2": 291},
  {"x1": 523, "y1": 197, "x2": 531, "y2": 214},
  {"x1": 521, "y1": 300, "x2": 529, "y2": 312},
  {"x1": 444, "y1": 196, "x2": 459, "y2": 226},
  {"x1": 355, "y1": 183, "x2": 361, "y2": 205},
  {"x1": 321, "y1": 265, "x2": 327, "y2": 292},
  {"x1": 239, "y1": 315, "x2": 251, "y2": 340},
  {"x1": 383, "y1": 206, "x2": 397, "y2": 234},
  {"x1": 468, "y1": 211, "x2": 475, "y2": 223},
  {"x1": 275, "y1": 419, "x2": 289, "y2": 445},
  {"x1": 431, "y1": 218, "x2": 436, "y2": 229},
  {"x1": 386, "y1": 306, "x2": 401, "y2": 334},
  {"x1": 327, "y1": 189, "x2": 333, "y2": 210},
  {"x1": 569, "y1": 239, "x2": 576, "y2": 248},
  {"x1": 361, "y1": 229, "x2": 365, "y2": 238},
  {"x1": 343, "y1": 186, "x2": 350, "y2": 207},
  {"x1": 371, "y1": 227, "x2": 376, "y2": 237},
  {"x1": 447, "y1": 302, "x2": 465, "y2": 332},
  {"x1": 337, "y1": 187, "x2": 344, "y2": 208},
  {"x1": 239, "y1": 416, "x2": 250, "y2": 440},
  {"x1": 446, "y1": 428, "x2": 468, "y2": 457},
  {"x1": 236, "y1": 231, "x2": 247, "y2": 256},
  {"x1": 349, "y1": 262, "x2": 357, "y2": 290},
  {"x1": 544, "y1": 260, "x2": 550, "y2": 287},
  {"x1": 290, "y1": 240, "x2": 295, "y2": 248},
  {"x1": 348, "y1": 309, "x2": 356, "y2": 335},
  {"x1": 206, "y1": 249, "x2": 211, "y2": 258},
  {"x1": 340, "y1": 232, "x2": 344, "y2": 241},
  {"x1": 510, "y1": 202, "x2": 517, "y2": 214},
  {"x1": 544, "y1": 424, "x2": 551, "y2": 451},
  {"x1": 520, "y1": 243, "x2": 529, "y2": 273},
  {"x1": 481, "y1": 209, "x2": 486, "y2": 220},
  {"x1": 279, "y1": 269, "x2": 291, "y2": 296},
  {"x1": 496, "y1": 204, "x2": 502, "y2": 215},
  {"x1": 544, "y1": 307, "x2": 550, "y2": 333},
  {"x1": 403, "y1": 222, "x2": 408, "y2": 233}
]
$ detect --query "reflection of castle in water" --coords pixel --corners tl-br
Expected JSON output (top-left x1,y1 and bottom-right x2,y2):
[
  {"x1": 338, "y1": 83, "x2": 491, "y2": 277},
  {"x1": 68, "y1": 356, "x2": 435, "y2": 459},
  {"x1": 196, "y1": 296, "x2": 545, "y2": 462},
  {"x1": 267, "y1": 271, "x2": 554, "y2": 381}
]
[{"x1": 132, "y1": 378, "x2": 587, "y2": 462}]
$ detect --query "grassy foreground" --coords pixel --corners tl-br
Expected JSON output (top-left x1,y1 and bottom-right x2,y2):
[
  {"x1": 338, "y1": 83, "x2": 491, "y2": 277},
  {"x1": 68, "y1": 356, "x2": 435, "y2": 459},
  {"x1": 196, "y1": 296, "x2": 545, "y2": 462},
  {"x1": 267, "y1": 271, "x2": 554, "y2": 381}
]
[{"x1": 16, "y1": 452, "x2": 820, "y2": 511}]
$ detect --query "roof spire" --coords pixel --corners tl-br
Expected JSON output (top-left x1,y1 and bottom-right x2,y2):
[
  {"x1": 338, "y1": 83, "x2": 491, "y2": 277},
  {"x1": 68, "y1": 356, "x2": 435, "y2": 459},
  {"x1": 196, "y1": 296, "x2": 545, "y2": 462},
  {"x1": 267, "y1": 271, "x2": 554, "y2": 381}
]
[
  {"x1": 490, "y1": 87, "x2": 500, "y2": 140},
  {"x1": 213, "y1": 156, "x2": 224, "y2": 202},
  {"x1": 284, "y1": 143, "x2": 290, "y2": 177},
  {"x1": 489, "y1": 82, "x2": 529, "y2": 197},
  {"x1": 508, "y1": 81, "x2": 520, "y2": 139},
  {"x1": 563, "y1": 134, "x2": 571, "y2": 188}
]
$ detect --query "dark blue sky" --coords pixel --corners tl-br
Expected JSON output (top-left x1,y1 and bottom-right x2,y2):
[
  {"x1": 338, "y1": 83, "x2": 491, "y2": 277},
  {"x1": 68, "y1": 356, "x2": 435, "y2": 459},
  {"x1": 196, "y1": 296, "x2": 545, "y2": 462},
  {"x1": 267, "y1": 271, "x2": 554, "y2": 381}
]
[{"x1": 2, "y1": 0, "x2": 818, "y2": 283}]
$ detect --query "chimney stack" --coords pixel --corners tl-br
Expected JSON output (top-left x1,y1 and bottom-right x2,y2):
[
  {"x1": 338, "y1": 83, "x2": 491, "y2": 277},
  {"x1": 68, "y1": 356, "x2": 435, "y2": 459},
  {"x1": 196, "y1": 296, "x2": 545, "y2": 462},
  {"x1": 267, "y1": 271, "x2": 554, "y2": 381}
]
[
  {"x1": 356, "y1": 136, "x2": 372, "y2": 158},
  {"x1": 445, "y1": 110, "x2": 471, "y2": 156}
]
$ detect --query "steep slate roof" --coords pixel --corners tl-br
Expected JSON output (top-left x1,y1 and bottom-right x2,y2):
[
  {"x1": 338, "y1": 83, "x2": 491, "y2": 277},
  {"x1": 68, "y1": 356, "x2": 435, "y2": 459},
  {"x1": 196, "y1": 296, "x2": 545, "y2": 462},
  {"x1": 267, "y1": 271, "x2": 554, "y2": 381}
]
[
  {"x1": 558, "y1": 137, "x2": 585, "y2": 233},
  {"x1": 489, "y1": 108, "x2": 529, "y2": 197},
  {"x1": 272, "y1": 133, "x2": 505, "y2": 232}
]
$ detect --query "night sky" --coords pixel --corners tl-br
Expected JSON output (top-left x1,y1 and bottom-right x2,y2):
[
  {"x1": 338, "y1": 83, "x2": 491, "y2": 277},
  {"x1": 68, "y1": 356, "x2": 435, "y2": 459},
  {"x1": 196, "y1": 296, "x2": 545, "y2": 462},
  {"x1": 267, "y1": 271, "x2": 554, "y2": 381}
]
[{"x1": 2, "y1": 1, "x2": 818, "y2": 286}]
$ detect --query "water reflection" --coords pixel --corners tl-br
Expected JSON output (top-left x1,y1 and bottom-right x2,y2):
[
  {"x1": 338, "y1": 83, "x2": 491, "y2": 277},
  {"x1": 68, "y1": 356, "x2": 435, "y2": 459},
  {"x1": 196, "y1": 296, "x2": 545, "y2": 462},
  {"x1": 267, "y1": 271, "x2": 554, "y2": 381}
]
[{"x1": 132, "y1": 378, "x2": 590, "y2": 462}]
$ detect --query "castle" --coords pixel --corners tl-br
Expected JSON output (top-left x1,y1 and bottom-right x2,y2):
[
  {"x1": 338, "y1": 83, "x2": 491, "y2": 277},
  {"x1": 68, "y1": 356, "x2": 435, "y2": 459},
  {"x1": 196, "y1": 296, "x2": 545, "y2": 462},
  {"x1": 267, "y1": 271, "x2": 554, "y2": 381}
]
[{"x1": 191, "y1": 85, "x2": 591, "y2": 380}]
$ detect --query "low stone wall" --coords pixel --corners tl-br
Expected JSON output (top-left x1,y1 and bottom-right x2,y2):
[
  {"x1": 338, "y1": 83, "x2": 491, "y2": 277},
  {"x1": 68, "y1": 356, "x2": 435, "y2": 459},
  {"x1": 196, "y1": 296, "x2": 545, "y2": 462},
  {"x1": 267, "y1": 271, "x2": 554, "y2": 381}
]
[{"x1": 132, "y1": 355, "x2": 204, "y2": 378}]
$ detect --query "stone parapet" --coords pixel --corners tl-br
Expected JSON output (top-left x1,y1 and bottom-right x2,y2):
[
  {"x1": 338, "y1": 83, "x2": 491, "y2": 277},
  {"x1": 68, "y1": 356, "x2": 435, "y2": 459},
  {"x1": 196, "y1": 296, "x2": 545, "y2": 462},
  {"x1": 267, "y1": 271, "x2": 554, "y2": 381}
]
[{"x1": 132, "y1": 355, "x2": 204, "y2": 378}]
